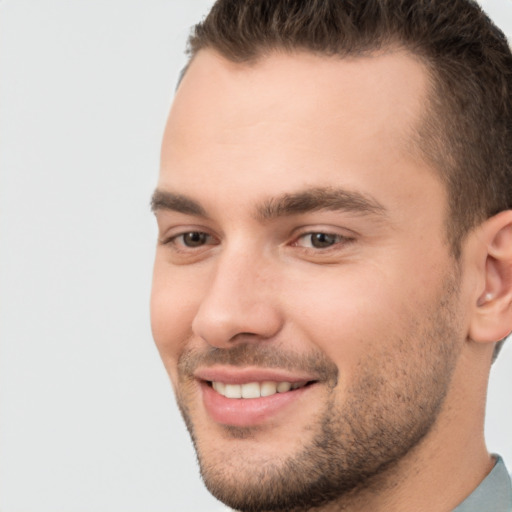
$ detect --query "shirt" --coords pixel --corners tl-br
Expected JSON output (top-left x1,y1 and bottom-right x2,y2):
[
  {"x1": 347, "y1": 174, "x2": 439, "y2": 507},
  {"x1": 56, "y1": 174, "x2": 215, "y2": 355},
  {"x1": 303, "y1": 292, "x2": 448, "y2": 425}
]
[{"x1": 453, "y1": 456, "x2": 512, "y2": 512}]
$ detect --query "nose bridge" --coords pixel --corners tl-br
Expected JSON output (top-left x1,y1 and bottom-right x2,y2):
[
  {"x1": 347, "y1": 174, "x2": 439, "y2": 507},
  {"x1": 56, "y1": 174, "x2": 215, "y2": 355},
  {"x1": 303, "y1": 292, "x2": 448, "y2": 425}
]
[{"x1": 192, "y1": 241, "x2": 282, "y2": 347}]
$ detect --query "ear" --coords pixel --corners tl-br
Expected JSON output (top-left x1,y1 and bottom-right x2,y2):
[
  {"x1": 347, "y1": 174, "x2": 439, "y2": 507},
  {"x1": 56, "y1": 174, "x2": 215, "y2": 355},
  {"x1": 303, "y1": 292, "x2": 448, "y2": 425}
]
[{"x1": 469, "y1": 210, "x2": 512, "y2": 344}]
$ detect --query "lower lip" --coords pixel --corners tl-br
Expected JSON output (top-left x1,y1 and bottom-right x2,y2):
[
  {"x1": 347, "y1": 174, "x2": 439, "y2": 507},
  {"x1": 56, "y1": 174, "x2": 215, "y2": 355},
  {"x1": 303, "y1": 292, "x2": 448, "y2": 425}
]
[{"x1": 201, "y1": 382, "x2": 312, "y2": 427}]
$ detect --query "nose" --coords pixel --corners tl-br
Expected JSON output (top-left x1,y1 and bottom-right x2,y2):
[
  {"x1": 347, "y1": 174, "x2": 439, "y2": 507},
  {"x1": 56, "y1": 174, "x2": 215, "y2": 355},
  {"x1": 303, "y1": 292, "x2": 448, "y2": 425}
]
[{"x1": 191, "y1": 247, "x2": 284, "y2": 348}]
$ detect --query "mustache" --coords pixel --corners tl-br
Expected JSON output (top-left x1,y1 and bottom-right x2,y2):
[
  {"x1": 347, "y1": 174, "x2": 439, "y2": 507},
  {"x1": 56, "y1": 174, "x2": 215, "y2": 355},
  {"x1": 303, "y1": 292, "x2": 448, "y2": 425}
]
[{"x1": 178, "y1": 343, "x2": 339, "y2": 384}]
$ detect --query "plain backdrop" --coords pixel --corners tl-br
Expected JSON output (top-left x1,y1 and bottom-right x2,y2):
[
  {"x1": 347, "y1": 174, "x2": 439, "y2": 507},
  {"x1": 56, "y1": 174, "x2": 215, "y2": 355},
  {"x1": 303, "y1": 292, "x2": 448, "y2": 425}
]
[{"x1": 0, "y1": 1, "x2": 511, "y2": 511}]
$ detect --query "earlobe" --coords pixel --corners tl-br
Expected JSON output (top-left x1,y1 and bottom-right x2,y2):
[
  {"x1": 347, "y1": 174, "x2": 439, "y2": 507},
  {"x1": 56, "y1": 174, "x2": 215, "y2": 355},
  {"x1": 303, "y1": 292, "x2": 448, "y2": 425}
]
[{"x1": 469, "y1": 211, "x2": 512, "y2": 344}]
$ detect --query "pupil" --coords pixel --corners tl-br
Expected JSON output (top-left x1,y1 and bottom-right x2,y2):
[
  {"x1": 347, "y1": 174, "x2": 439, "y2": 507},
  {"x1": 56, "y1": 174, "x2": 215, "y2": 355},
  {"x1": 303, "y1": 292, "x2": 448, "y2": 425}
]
[
  {"x1": 312, "y1": 233, "x2": 335, "y2": 248},
  {"x1": 184, "y1": 232, "x2": 206, "y2": 247}
]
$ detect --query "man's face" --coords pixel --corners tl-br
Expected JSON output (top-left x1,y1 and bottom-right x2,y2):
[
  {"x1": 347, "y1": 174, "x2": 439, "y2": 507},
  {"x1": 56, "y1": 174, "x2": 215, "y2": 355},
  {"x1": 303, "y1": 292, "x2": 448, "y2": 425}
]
[{"x1": 151, "y1": 50, "x2": 469, "y2": 511}]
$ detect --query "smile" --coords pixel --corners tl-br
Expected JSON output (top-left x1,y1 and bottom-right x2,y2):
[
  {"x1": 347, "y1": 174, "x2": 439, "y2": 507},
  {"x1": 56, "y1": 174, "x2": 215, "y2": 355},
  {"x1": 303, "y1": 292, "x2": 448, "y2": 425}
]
[
  {"x1": 195, "y1": 367, "x2": 320, "y2": 426},
  {"x1": 210, "y1": 380, "x2": 309, "y2": 399},
  {"x1": 202, "y1": 379, "x2": 316, "y2": 427}
]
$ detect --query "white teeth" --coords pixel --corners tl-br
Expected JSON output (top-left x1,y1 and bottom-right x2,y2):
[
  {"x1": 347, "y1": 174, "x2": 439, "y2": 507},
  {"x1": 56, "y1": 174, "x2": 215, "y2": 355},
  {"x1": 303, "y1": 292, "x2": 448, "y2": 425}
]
[
  {"x1": 224, "y1": 384, "x2": 242, "y2": 398},
  {"x1": 260, "y1": 381, "x2": 277, "y2": 397},
  {"x1": 241, "y1": 382, "x2": 260, "y2": 399},
  {"x1": 212, "y1": 381, "x2": 225, "y2": 394},
  {"x1": 211, "y1": 380, "x2": 307, "y2": 399},
  {"x1": 276, "y1": 381, "x2": 292, "y2": 393}
]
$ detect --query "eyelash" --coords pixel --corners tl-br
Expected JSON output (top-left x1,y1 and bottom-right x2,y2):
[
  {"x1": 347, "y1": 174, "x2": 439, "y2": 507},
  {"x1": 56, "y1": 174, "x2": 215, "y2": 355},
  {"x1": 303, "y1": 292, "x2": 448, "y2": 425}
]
[
  {"x1": 293, "y1": 231, "x2": 353, "y2": 250},
  {"x1": 161, "y1": 231, "x2": 218, "y2": 250}
]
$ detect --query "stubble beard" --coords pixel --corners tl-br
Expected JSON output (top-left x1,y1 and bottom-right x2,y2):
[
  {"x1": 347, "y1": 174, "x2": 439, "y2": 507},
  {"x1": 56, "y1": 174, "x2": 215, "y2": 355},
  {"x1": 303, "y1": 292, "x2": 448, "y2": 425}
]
[{"x1": 174, "y1": 271, "x2": 462, "y2": 512}]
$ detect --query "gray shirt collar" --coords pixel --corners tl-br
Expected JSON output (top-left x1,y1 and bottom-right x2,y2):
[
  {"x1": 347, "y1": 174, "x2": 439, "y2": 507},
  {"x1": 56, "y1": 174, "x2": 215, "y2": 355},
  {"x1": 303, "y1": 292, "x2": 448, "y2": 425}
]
[{"x1": 452, "y1": 456, "x2": 512, "y2": 512}]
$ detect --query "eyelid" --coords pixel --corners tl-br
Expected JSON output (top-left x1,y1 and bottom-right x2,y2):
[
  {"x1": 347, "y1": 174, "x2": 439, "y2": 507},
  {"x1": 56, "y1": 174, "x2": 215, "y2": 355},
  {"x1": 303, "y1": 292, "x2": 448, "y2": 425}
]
[
  {"x1": 291, "y1": 224, "x2": 357, "y2": 241},
  {"x1": 168, "y1": 232, "x2": 211, "y2": 246},
  {"x1": 286, "y1": 225, "x2": 358, "y2": 259},
  {"x1": 294, "y1": 232, "x2": 350, "y2": 246},
  {"x1": 158, "y1": 225, "x2": 219, "y2": 248}
]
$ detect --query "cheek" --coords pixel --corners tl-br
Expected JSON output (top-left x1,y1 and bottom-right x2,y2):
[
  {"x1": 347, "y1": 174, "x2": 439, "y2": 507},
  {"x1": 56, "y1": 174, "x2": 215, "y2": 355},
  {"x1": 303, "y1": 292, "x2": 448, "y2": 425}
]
[
  {"x1": 150, "y1": 263, "x2": 201, "y2": 382},
  {"x1": 284, "y1": 263, "x2": 422, "y2": 370}
]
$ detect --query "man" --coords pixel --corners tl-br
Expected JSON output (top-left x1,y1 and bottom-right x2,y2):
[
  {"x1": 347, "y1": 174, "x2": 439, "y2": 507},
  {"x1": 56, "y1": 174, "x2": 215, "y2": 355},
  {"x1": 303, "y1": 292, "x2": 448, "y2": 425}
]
[{"x1": 150, "y1": 0, "x2": 512, "y2": 510}]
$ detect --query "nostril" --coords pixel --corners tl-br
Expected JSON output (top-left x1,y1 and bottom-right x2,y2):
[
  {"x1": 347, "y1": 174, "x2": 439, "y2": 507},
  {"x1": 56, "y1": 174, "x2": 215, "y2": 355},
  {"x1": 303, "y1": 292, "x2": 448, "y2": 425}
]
[{"x1": 228, "y1": 332, "x2": 261, "y2": 342}]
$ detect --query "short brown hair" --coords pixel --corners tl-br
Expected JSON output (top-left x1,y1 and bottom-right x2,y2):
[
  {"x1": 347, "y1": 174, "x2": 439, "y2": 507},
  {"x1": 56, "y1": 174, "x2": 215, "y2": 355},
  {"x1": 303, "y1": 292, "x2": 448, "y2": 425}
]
[{"x1": 186, "y1": 0, "x2": 512, "y2": 256}]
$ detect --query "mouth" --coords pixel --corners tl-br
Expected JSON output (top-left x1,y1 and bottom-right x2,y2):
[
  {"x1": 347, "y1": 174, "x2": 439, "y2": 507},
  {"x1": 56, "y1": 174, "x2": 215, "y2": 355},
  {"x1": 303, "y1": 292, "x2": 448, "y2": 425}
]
[
  {"x1": 195, "y1": 369, "x2": 319, "y2": 427},
  {"x1": 208, "y1": 379, "x2": 313, "y2": 399}
]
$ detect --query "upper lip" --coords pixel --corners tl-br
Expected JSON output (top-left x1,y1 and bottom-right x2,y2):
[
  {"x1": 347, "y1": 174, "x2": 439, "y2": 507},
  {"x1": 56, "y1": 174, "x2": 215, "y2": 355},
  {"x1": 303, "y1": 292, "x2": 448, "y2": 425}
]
[{"x1": 194, "y1": 366, "x2": 318, "y2": 385}]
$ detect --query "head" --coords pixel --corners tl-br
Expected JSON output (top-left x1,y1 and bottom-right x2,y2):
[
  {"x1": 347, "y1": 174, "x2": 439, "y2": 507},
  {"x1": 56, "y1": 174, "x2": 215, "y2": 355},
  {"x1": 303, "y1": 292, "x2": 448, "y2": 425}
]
[{"x1": 151, "y1": 1, "x2": 512, "y2": 511}]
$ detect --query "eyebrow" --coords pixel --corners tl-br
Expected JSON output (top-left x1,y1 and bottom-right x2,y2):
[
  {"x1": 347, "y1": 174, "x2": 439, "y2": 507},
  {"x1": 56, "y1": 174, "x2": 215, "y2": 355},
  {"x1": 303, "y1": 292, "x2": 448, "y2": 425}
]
[
  {"x1": 151, "y1": 190, "x2": 207, "y2": 217},
  {"x1": 150, "y1": 186, "x2": 387, "y2": 220},
  {"x1": 256, "y1": 187, "x2": 387, "y2": 220}
]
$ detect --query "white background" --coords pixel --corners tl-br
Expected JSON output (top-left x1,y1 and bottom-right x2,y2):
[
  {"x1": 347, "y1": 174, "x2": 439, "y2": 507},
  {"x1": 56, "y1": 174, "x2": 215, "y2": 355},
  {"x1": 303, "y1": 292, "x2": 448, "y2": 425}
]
[{"x1": 0, "y1": 1, "x2": 511, "y2": 511}]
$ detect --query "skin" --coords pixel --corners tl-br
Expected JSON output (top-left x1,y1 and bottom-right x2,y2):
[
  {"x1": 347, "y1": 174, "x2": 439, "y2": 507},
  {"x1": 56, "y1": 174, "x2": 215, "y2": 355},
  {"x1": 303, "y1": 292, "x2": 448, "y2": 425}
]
[{"x1": 151, "y1": 49, "x2": 512, "y2": 511}]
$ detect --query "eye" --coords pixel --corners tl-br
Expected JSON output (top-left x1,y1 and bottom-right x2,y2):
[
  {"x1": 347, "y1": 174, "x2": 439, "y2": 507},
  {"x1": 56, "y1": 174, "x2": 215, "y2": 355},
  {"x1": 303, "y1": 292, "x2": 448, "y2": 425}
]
[
  {"x1": 158, "y1": 228, "x2": 219, "y2": 264},
  {"x1": 295, "y1": 232, "x2": 347, "y2": 249},
  {"x1": 176, "y1": 231, "x2": 212, "y2": 247}
]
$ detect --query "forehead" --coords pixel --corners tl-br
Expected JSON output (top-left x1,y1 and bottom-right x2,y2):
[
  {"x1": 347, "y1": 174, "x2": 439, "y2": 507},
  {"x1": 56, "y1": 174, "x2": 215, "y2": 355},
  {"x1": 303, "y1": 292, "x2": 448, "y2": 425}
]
[{"x1": 160, "y1": 49, "x2": 439, "y2": 214}]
